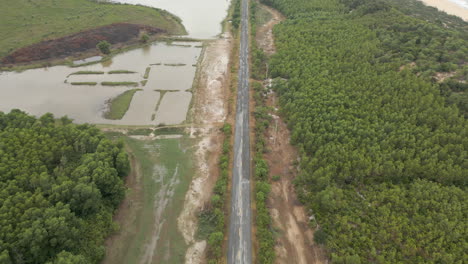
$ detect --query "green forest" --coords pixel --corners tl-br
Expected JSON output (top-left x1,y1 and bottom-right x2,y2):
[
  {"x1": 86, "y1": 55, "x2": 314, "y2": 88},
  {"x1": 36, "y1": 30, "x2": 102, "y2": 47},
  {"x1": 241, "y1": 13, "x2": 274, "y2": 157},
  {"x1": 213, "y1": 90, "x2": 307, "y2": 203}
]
[
  {"x1": 259, "y1": 0, "x2": 468, "y2": 262},
  {"x1": 0, "y1": 110, "x2": 129, "y2": 264}
]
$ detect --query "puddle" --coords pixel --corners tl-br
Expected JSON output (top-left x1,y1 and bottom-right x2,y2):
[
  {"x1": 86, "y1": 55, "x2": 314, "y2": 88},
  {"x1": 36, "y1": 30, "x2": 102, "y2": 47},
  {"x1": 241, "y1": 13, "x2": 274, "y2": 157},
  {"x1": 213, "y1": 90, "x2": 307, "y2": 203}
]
[
  {"x1": 112, "y1": 0, "x2": 230, "y2": 38},
  {"x1": 0, "y1": 42, "x2": 201, "y2": 125},
  {"x1": 73, "y1": 56, "x2": 102, "y2": 65},
  {"x1": 154, "y1": 92, "x2": 192, "y2": 125}
]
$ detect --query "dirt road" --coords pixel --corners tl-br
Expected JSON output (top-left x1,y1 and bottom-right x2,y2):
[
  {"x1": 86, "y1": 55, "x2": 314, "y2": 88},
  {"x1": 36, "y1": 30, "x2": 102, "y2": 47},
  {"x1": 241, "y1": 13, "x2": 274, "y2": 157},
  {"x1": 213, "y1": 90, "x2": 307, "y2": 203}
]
[{"x1": 256, "y1": 4, "x2": 328, "y2": 264}]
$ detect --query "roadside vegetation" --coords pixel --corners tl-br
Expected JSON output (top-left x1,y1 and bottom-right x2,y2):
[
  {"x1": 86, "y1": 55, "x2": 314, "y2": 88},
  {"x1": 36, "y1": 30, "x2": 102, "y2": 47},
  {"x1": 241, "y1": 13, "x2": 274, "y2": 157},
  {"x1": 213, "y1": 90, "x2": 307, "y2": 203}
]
[
  {"x1": 0, "y1": 0, "x2": 186, "y2": 60},
  {"x1": 104, "y1": 89, "x2": 141, "y2": 120},
  {"x1": 250, "y1": 2, "x2": 275, "y2": 263},
  {"x1": 197, "y1": 124, "x2": 232, "y2": 263},
  {"x1": 0, "y1": 110, "x2": 130, "y2": 264},
  {"x1": 260, "y1": 0, "x2": 468, "y2": 262}
]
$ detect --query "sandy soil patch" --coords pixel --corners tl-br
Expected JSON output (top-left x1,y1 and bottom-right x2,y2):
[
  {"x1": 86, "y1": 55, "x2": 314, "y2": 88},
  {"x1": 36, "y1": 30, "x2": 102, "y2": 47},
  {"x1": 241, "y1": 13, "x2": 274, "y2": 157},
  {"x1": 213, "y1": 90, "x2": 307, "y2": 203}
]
[
  {"x1": 418, "y1": 0, "x2": 468, "y2": 21},
  {"x1": 264, "y1": 94, "x2": 328, "y2": 264},
  {"x1": 255, "y1": 5, "x2": 285, "y2": 55},
  {"x1": 178, "y1": 33, "x2": 233, "y2": 264}
]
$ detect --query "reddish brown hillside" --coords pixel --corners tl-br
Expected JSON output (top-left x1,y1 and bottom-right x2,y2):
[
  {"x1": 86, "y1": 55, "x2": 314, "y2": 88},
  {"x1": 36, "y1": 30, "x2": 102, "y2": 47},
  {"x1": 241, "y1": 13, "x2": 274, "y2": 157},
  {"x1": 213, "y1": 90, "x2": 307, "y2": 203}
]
[{"x1": 2, "y1": 23, "x2": 165, "y2": 64}]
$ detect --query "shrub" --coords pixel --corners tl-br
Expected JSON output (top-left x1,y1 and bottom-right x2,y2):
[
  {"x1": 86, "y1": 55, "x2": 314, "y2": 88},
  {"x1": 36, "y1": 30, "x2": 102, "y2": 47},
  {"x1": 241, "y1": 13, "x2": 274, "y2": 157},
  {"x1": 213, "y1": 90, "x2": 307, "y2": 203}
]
[{"x1": 97, "y1": 40, "x2": 111, "y2": 54}]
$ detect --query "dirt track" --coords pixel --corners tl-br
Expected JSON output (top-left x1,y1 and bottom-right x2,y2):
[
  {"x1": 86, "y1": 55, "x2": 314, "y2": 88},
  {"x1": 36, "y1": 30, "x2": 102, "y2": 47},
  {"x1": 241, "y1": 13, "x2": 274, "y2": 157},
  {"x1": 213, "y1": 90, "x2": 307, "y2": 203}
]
[
  {"x1": 178, "y1": 33, "x2": 233, "y2": 264},
  {"x1": 1, "y1": 23, "x2": 164, "y2": 64},
  {"x1": 256, "y1": 4, "x2": 328, "y2": 264}
]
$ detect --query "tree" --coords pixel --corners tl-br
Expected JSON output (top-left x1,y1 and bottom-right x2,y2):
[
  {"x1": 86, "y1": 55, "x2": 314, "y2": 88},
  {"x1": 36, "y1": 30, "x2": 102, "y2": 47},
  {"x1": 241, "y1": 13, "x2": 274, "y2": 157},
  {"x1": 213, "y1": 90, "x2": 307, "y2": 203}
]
[{"x1": 96, "y1": 40, "x2": 111, "y2": 54}]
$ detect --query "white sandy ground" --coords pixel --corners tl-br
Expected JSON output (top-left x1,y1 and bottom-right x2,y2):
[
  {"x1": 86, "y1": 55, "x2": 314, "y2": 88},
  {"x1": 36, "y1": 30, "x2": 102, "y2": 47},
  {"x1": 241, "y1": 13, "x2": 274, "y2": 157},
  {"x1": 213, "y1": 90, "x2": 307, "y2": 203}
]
[
  {"x1": 418, "y1": 0, "x2": 468, "y2": 20},
  {"x1": 177, "y1": 33, "x2": 232, "y2": 264}
]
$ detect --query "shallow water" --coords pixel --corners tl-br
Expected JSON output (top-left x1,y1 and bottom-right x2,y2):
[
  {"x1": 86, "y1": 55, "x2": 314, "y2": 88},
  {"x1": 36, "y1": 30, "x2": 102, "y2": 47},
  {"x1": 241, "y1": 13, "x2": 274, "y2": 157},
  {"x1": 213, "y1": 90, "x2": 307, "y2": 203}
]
[
  {"x1": 154, "y1": 91, "x2": 192, "y2": 125},
  {"x1": 112, "y1": 0, "x2": 230, "y2": 38},
  {"x1": 0, "y1": 42, "x2": 201, "y2": 125},
  {"x1": 73, "y1": 56, "x2": 103, "y2": 65}
]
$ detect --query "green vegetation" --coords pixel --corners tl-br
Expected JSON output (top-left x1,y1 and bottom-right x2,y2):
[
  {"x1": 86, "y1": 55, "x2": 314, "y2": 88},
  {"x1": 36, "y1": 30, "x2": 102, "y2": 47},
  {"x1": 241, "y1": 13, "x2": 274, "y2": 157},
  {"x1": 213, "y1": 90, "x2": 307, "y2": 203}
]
[
  {"x1": 251, "y1": 80, "x2": 276, "y2": 264},
  {"x1": 144, "y1": 67, "x2": 151, "y2": 79},
  {"x1": 69, "y1": 71, "x2": 104, "y2": 75},
  {"x1": 153, "y1": 126, "x2": 185, "y2": 136},
  {"x1": 127, "y1": 128, "x2": 154, "y2": 136},
  {"x1": 97, "y1": 40, "x2": 111, "y2": 55},
  {"x1": 140, "y1": 80, "x2": 148, "y2": 86},
  {"x1": 163, "y1": 63, "x2": 187, "y2": 66},
  {"x1": 140, "y1": 33, "x2": 150, "y2": 43},
  {"x1": 0, "y1": 0, "x2": 186, "y2": 60},
  {"x1": 250, "y1": 4, "x2": 276, "y2": 263},
  {"x1": 104, "y1": 89, "x2": 141, "y2": 120},
  {"x1": 232, "y1": 0, "x2": 242, "y2": 29},
  {"x1": 108, "y1": 70, "x2": 136, "y2": 74},
  {"x1": 0, "y1": 110, "x2": 129, "y2": 264},
  {"x1": 70, "y1": 82, "x2": 98, "y2": 86},
  {"x1": 103, "y1": 135, "x2": 194, "y2": 264},
  {"x1": 101, "y1": 82, "x2": 139, "y2": 87},
  {"x1": 198, "y1": 124, "x2": 232, "y2": 263},
  {"x1": 0, "y1": 2, "x2": 185, "y2": 61},
  {"x1": 260, "y1": 0, "x2": 468, "y2": 262}
]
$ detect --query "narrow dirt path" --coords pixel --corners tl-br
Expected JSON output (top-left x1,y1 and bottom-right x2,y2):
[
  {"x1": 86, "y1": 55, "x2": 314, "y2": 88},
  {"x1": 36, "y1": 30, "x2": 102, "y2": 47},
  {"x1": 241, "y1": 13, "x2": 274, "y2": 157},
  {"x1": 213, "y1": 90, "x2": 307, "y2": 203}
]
[
  {"x1": 177, "y1": 33, "x2": 233, "y2": 264},
  {"x1": 256, "y1": 4, "x2": 328, "y2": 264},
  {"x1": 255, "y1": 4, "x2": 285, "y2": 55}
]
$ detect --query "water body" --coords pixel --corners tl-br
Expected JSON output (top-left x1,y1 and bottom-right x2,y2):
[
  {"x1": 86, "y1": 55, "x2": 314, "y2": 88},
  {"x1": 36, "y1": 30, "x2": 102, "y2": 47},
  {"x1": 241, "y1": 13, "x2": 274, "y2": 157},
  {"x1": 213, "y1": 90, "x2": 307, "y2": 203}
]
[
  {"x1": 112, "y1": 0, "x2": 230, "y2": 38},
  {"x1": 0, "y1": 42, "x2": 201, "y2": 125}
]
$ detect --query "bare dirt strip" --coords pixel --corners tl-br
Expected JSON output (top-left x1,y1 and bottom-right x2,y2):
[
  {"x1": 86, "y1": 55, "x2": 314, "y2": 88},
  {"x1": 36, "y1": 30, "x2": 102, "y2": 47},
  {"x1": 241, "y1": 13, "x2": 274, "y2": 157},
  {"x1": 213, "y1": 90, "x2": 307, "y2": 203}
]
[
  {"x1": 256, "y1": 3, "x2": 329, "y2": 264},
  {"x1": 178, "y1": 32, "x2": 233, "y2": 264}
]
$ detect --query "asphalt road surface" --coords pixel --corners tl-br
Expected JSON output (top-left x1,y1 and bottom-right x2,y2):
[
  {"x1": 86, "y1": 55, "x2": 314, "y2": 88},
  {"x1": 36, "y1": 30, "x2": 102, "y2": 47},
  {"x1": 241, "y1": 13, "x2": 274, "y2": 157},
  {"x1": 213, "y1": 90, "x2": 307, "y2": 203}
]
[{"x1": 227, "y1": 0, "x2": 252, "y2": 262}]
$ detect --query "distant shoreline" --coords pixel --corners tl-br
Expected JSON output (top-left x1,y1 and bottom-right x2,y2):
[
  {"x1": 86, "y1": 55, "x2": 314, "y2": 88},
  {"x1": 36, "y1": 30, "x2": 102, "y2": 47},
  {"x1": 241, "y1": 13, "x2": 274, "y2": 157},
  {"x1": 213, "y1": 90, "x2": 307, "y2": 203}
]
[{"x1": 419, "y1": 0, "x2": 468, "y2": 20}]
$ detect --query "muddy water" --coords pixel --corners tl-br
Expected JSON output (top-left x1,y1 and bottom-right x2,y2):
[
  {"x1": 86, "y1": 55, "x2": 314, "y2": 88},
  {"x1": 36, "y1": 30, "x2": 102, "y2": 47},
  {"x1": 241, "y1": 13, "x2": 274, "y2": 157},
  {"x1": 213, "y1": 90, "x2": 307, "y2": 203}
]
[
  {"x1": 0, "y1": 42, "x2": 201, "y2": 125},
  {"x1": 113, "y1": 0, "x2": 230, "y2": 38},
  {"x1": 154, "y1": 91, "x2": 192, "y2": 125}
]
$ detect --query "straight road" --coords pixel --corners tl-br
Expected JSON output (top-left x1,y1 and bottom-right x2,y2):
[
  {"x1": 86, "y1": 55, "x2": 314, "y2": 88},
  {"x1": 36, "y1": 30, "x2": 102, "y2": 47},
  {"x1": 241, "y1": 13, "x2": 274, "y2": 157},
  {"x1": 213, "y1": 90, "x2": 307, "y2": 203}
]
[{"x1": 227, "y1": 0, "x2": 252, "y2": 262}]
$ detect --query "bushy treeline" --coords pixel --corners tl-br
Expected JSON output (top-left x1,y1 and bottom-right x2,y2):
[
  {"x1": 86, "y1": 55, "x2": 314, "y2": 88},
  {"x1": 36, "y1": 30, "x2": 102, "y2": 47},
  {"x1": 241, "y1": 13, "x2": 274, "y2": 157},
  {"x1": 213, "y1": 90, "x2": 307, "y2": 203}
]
[
  {"x1": 264, "y1": 0, "x2": 468, "y2": 116},
  {"x1": 250, "y1": 3, "x2": 275, "y2": 263},
  {"x1": 198, "y1": 124, "x2": 231, "y2": 264},
  {"x1": 251, "y1": 81, "x2": 276, "y2": 264},
  {"x1": 0, "y1": 110, "x2": 129, "y2": 264},
  {"x1": 259, "y1": 0, "x2": 468, "y2": 262}
]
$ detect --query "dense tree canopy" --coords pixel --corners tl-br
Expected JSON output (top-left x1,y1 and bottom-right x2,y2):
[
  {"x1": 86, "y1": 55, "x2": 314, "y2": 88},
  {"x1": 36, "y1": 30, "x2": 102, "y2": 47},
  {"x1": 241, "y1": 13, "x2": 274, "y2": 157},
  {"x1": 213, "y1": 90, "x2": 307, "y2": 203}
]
[
  {"x1": 260, "y1": 0, "x2": 468, "y2": 262},
  {"x1": 0, "y1": 110, "x2": 129, "y2": 264}
]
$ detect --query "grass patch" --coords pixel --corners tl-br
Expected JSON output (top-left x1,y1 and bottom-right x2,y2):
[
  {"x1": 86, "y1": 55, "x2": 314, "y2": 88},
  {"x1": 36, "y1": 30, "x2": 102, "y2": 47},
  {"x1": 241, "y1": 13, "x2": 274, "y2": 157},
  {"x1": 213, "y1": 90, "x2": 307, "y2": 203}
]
[
  {"x1": 101, "y1": 81, "x2": 139, "y2": 87},
  {"x1": 144, "y1": 67, "x2": 151, "y2": 79},
  {"x1": 127, "y1": 128, "x2": 154, "y2": 136},
  {"x1": 153, "y1": 126, "x2": 185, "y2": 136},
  {"x1": 108, "y1": 70, "x2": 136, "y2": 74},
  {"x1": 140, "y1": 80, "x2": 148, "y2": 86},
  {"x1": 255, "y1": 4, "x2": 273, "y2": 26},
  {"x1": 104, "y1": 89, "x2": 141, "y2": 120},
  {"x1": 164, "y1": 63, "x2": 186, "y2": 66},
  {"x1": 0, "y1": 0, "x2": 186, "y2": 60},
  {"x1": 102, "y1": 136, "x2": 194, "y2": 264},
  {"x1": 69, "y1": 70, "x2": 104, "y2": 75},
  {"x1": 70, "y1": 82, "x2": 97, "y2": 86},
  {"x1": 150, "y1": 63, "x2": 162, "y2": 66}
]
